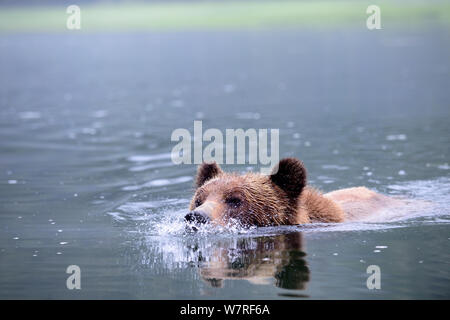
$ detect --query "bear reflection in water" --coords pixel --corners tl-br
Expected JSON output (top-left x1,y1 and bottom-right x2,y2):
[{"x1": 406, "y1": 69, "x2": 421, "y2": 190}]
[{"x1": 195, "y1": 232, "x2": 309, "y2": 289}]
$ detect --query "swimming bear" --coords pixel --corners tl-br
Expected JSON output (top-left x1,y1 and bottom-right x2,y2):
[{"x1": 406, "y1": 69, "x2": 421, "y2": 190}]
[{"x1": 185, "y1": 158, "x2": 404, "y2": 227}]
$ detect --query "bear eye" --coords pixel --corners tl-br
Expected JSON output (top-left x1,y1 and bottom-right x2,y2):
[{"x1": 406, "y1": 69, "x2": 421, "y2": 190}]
[
  {"x1": 194, "y1": 198, "x2": 202, "y2": 207},
  {"x1": 225, "y1": 196, "x2": 241, "y2": 208}
]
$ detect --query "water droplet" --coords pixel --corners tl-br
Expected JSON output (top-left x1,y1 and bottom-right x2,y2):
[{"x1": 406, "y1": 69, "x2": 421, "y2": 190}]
[{"x1": 386, "y1": 134, "x2": 407, "y2": 141}]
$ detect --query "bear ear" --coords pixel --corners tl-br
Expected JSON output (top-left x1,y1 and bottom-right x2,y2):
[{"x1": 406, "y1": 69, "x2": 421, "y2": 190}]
[
  {"x1": 270, "y1": 158, "x2": 307, "y2": 198},
  {"x1": 195, "y1": 161, "x2": 223, "y2": 188}
]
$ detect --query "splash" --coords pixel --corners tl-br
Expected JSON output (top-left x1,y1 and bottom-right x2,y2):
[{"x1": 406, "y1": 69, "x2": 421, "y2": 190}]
[{"x1": 108, "y1": 198, "x2": 257, "y2": 237}]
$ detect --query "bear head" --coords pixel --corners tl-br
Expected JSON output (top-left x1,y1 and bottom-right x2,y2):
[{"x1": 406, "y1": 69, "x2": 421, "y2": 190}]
[{"x1": 185, "y1": 158, "x2": 307, "y2": 228}]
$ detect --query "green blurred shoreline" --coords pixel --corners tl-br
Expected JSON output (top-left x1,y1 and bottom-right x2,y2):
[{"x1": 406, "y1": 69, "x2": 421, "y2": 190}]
[{"x1": 0, "y1": 1, "x2": 449, "y2": 33}]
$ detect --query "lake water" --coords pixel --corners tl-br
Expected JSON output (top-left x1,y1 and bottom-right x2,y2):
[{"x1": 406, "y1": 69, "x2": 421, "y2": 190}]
[{"x1": 0, "y1": 28, "x2": 449, "y2": 299}]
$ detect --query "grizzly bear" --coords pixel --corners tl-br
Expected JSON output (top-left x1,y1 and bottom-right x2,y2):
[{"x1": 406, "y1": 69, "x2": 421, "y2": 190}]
[{"x1": 185, "y1": 157, "x2": 404, "y2": 227}]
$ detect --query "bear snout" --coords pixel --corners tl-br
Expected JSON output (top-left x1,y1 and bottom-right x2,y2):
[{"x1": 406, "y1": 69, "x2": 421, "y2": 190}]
[{"x1": 185, "y1": 210, "x2": 210, "y2": 225}]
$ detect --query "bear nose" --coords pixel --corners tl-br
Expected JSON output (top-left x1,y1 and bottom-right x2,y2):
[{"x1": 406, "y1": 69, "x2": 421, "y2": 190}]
[{"x1": 184, "y1": 210, "x2": 210, "y2": 224}]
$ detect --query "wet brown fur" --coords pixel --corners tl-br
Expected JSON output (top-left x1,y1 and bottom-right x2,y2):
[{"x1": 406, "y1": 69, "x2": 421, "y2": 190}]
[
  {"x1": 189, "y1": 158, "x2": 394, "y2": 226},
  {"x1": 190, "y1": 173, "x2": 293, "y2": 226}
]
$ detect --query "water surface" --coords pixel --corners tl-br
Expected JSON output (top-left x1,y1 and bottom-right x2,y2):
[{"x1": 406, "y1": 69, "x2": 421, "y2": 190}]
[{"x1": 0, "y1": 28, "x2": 449, "y2": 299}]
